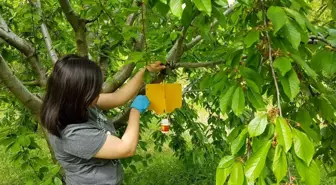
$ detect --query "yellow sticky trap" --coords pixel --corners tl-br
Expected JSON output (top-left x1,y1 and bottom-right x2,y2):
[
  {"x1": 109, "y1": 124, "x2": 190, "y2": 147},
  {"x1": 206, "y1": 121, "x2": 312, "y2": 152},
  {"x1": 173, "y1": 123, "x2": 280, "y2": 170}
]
[{"x1": 146, "y1": 84, "x2": 182, "y2": 114}]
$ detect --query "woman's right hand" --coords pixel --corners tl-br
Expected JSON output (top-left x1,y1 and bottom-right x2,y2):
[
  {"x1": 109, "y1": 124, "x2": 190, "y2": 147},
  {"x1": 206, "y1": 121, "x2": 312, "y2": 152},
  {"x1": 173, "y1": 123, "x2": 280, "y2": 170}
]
[{"x1": 130, "y1": 95, "x2": 150, "y2": 113}]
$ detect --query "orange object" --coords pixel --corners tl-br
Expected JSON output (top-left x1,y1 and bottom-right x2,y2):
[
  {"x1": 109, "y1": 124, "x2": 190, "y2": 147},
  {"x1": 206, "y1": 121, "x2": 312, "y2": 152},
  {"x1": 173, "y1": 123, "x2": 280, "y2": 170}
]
[
  {"x1": 146, "y1": 83, "x2": 182, "y2": 114},
  {"x1": 161, "y1": 119, "x2": 170, "y2": 134},
  {"x1": 161, "y1": 125, "x2": 169, "y2": 133}
]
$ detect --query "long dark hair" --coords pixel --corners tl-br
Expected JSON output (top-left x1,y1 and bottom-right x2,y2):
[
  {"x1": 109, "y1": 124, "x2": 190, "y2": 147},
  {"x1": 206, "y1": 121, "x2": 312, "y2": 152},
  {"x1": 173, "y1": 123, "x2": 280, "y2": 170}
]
[{"x1": 41, "y1": 54, "x2": 103, "y2": 137}]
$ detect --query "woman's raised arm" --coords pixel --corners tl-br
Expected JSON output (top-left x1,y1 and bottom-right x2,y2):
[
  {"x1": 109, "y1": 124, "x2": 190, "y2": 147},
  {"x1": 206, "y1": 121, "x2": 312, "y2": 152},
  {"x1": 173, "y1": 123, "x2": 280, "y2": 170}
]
[{"x1": 96, "y1": 62, "x2": 165, "y2": 110}]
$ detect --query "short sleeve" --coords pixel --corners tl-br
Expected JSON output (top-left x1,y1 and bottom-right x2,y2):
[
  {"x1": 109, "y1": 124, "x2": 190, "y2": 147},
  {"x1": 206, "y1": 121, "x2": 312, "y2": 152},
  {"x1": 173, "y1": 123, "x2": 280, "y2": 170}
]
[{"x1": 62, "y1": 123, "x2": 107, "y2": 159}]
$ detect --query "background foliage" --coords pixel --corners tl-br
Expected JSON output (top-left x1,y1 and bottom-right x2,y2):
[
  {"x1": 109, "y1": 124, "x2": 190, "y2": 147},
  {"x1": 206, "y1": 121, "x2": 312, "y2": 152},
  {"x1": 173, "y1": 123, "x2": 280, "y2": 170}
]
[{"x1": 0, "y1": 0, "x2": 336, "y2": 184}]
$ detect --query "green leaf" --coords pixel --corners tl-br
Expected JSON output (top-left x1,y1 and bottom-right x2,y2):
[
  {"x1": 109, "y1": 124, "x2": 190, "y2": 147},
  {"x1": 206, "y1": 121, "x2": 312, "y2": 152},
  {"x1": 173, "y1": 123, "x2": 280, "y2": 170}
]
[
  {"x1": 273, "y1": 57, "x2": 292, "y2": 76},
  {"x1": 284, "y1": 21, "x2": 301, "y2": 50},
  {"x1": 18, "y1": 136, "x2": 31, "y2": 147},
  {"x1": 332, "y1": 4, "x2": 336, "y2": 20},
  {"x1": 200, "y1": 75, "x2": 211, "y2": 90},
  {"x1": 245, "y1": 140, "x2": 271, "y2": 181},
  {"x1": 247, "y1": 90, "x2": 265, "y2": 110},
  {"x1": 284, "y1": 8, "x2": 306, "y2": 30},
  {"x1": 311, "y1": 49, "x2": 336, "y2": 78},
  {"x1": 280, "y1": 69, "x2": 300, "y2": 102},
  {"x1": 326, "y1": 94, "x2": 336, "y2": 109},
  {"x1": 228, "y1": 162, "x2": 244, "y2": 185},
  {"x1": 160, "y1": 0, "x2": 167, "y2": 4},
  {"x1": 156, "y1": 2, "x2": 170, "y2": 16},
  {"x1": 144, "y1": 70, "x2": 152, "y2": 84},
  {"x1": 267, "y1": 6, "x2": 288, "y2": 34},
  {"x1": 230, "y1": 7, "x2": 242, "y2": 25},
  {"x1": 248, "y1": 113, "x2": 268, "y2": 137},
  {"x1": 305, "y1": 17, "x2": 317, "y2": 34},
  {"x1": 10, "y1": 142, "x2": 21, "y2": 153},
  {"x1": 181, "y1": 0, "x2": 193, "y2": 26},
  {"x1": 293, "y1": 128, "x2": 315, "y2": 165},
  {"x1": 244, "y1": 30, "x2": 260, "y2": 48},
  {"x1": 127, "y1": 52, "x2": 144, "y2": 63},
  {"x1": 218, "y1": 156, "x2": 235, "y2": 169},
  {"x1": 231, "y1": 128, "x2": 247, "y2": 155},
  {"x1": 295, "y1": 158, "x2": 320, "y2": 185},
  {"x1": 241, "y1": 67, "x2": 263, "y2": 86},
  {"x1": 272, "y1": 146, "x2": 287, "y2": 184},
  {"x1": 220, "y1": 86, "x2": 236, "y2": 114},
  {"x1": 25, "y1": 180, "x2": 35, "y2": 185},
  {"x1": 291, "y1": 54, "x2": 317, "y2": 80},
  {"x1": 296, "y1": 109, "x2": 320, "y2": 142},
  {"x1": 193, "y1": 0, "x2": 212, "y2": 15},
  {"x1": 275, "y1": 117, "x2": 292, "y2": 152},
  {"x1": 257, "y1": 178, "x2": 267, "y2": 185},
  {"x1": 232, "y1": 87, "x2": 245, "y2": 116},
  {"x1": 53, "y1": 177, "x2": 63, "y2": 185},
  {"x1": 170, "y1": 0, "x2": 183, "y2": 18},
  {"x1": 216, "y1": 167, "x2": 232, "y2": 185},
  {"x1": 319, "y1": 98, "x2": 335, "y2": 121},
  {"x1": 328, "y1": 170, "x2": 336, "y2": 177},
  {"x1": 245, "y1": 79, "x2": 260, "y2": 93},
  {"x1": 170, "y1": 31, "x2": 178, "y2": 40}
]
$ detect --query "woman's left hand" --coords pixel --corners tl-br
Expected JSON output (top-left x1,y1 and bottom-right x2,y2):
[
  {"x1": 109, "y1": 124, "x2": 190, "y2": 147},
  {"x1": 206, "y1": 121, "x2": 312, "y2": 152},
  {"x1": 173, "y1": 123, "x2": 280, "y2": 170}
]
[{"x1": 146, "y1": 61, "x2": 166, "y2": 73}]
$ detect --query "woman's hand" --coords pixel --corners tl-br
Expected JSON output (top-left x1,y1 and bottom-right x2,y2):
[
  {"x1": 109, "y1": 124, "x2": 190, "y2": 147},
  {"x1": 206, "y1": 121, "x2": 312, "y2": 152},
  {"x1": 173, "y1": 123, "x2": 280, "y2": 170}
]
[
  {"x1": 130, "y1": 95, "x2": 150, "y2": 113},
  {"x1": 146, "y1": 61, "x2": 166, "y2": 73}
]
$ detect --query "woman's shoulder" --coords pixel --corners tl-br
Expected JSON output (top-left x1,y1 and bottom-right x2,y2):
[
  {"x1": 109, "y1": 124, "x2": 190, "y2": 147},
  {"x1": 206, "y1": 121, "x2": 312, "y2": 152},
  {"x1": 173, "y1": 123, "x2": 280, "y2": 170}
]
[{"x1": 61, "y1": 121, "x2": 101, "y2": 137}]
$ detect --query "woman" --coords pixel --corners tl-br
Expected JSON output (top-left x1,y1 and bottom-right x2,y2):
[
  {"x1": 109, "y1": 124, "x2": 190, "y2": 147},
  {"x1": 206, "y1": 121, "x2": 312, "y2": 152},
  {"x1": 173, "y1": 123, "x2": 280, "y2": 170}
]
[{"x1": 41, "y1": 54, "x2": 165, "y2": 185}]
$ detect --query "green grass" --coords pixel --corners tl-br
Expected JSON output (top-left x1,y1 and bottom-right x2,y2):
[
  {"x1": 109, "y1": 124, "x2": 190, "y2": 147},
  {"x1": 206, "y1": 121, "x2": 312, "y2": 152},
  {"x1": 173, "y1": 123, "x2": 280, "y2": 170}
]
[{"x1": 123, "y1": 154, "x2": 216, "y2": 185}]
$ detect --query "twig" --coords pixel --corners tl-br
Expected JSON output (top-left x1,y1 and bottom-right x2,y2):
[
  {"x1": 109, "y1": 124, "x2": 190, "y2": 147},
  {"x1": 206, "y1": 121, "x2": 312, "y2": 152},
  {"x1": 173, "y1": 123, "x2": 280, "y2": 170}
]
[
  {"x1": 184, "y1": 3, "x2": 238, "y2": 51},
  {"x1": 287, "y1": 156, "x2": 293, "y2": 184},
  {"x1": 175, "y1": 61, "x2": 223, "y2": 68},
  {"x1": 263, "y1": 7, "x2": 282, "y2": 117},
  {"x1": 85, "y1": 10, "x2": 103, "y2": 24},
  {"x1": 23, "y1": 80, "x2": 40, "y2": 86},
  {"x1": 97, "y1": 0, "x2": 122, "y2": 32}
]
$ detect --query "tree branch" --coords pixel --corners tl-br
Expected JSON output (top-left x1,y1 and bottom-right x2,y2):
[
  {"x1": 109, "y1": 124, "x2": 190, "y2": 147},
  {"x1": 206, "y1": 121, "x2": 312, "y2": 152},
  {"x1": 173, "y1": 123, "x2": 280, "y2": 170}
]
[
  {"x1": 166, "y1": 27, "x2": 189, "y2": 64},
  {"x1": 309, "y1": 35, "x2": 336, "y2": 49},
  {"x1": 175, "y1": 61, "x2": 223, "y2": 68},
  {"x1": 0, "y1": 55, "x2": 42, "y2": 115},
  {"x1": 184, "y1": 3, "x2": 238, "y2": 51},
  {"x1": 101, "y1": 63, "x2": 136, "y2": 93},
  {"x1": 32, "y1": 0, "x2": 58, "y2": 64},
  {"x1": 0, "y1": 14, "x2": 47, "y2": 86},
  {"x1": 98, "y1": 44, "x2": 110, "y2": 80},
  {"x1": 184, "y1": 35, "x2": 202, "y2": 51},
  {"x1": 58, "y1": 0, "x2": 88, "y2": 57},
  {"x1": 126, "y1": 0, "x2": 139, "y2": 26},
  {"x1": 134, "y1": 2, "x2": 147, "y2": 51}
]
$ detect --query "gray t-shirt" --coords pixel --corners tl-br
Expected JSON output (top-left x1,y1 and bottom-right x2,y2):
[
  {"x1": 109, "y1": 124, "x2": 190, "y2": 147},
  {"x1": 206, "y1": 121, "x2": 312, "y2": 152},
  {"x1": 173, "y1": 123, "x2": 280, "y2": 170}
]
[{"x1": 48, "y1": 107, "x2": 124, "y2": 185}]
